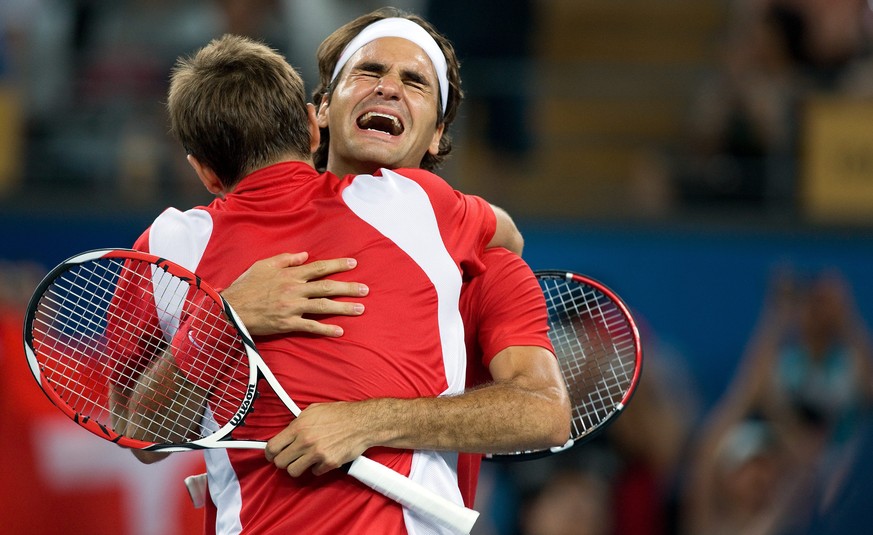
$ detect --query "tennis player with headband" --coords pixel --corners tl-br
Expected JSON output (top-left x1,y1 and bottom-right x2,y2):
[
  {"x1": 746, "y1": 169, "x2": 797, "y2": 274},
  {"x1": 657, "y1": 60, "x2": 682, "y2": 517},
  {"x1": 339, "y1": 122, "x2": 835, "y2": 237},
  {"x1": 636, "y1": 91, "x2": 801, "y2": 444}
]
[{"x1": 218, "y1": 6, "x2": 571, "y2": 518}]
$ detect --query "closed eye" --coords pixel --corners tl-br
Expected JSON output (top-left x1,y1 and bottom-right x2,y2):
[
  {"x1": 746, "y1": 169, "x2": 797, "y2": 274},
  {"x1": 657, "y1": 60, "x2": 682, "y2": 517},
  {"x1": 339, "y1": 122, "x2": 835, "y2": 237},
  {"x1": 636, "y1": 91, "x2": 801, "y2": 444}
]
[
  {"x1": 352, "y1": 61, "x2": 387, "y2": 79},
  {"x1": 400, "y1": 70, "x2": 431, "y2": 92},
  {"x1": 348, "y1": 62, "x2": 434, "y2": 94}
]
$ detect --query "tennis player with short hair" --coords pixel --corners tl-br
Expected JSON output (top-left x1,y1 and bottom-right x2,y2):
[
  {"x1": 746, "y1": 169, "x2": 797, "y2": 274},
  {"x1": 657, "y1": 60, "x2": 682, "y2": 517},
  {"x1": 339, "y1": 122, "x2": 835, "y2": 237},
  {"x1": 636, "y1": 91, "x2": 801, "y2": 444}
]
[{"x1": 223, "y1": 6, "x2": 571, "y2": 513}]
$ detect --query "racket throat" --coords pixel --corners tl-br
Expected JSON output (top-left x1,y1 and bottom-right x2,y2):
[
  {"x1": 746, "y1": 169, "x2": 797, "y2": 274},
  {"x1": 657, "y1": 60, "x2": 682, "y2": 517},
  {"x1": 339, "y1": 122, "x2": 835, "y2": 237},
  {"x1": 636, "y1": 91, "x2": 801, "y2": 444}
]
[{"x1": 229, "y1": 384, "x2": 260, "y2": 426}]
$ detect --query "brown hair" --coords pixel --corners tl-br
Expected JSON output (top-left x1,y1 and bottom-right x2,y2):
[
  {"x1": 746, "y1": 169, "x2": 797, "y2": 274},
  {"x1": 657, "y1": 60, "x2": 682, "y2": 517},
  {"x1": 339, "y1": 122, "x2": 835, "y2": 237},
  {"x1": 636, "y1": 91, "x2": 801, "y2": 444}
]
[
  {"x1": 167, "y1": 34, "x2": 312, "y2": 190},
  {"x1": 312, "y1": 7, "x2": 463, "y2": 172}
]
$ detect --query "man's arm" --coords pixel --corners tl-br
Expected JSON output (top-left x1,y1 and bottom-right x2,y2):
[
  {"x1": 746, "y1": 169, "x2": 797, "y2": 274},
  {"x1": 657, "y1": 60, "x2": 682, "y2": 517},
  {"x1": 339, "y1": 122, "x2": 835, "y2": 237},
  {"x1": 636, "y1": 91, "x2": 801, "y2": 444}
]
[
  {"x1": 265, "y1": 345, "x2": 570, "y2": 476},
  {"x1": 487, "y1": 204, "x2": 524, "y2": 256},
  {"x1": 109, "y1": 354, "x2": 207, "y2": 465}
]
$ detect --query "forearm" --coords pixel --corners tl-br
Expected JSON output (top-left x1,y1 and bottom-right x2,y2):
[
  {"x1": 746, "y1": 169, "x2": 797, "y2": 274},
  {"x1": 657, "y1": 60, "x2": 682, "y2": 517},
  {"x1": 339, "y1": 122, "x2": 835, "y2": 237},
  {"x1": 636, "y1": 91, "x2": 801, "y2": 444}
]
[
  {"x1": 127, "y1": 357, "x2": 207, "y2": 442},
  {"x1": 110, "y1": 353, "x2": 207, "y2": 464},
  {"x1": 110, "y1": 381, "x2": 172, "y2": 464},
  {"x1": 348, "y1": 344, "x2": 570, "y2": 455},
  {"x1": 361, "y1": 379, "x2": 569, "y2": 454}
]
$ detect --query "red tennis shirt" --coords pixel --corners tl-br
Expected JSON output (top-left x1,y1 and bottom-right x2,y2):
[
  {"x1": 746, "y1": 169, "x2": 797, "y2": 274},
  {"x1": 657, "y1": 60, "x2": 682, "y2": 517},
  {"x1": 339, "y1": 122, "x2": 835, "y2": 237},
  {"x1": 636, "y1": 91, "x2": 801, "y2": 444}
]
[{"x1": 133, "y1": 162, "x2": 495, "y2": 535}]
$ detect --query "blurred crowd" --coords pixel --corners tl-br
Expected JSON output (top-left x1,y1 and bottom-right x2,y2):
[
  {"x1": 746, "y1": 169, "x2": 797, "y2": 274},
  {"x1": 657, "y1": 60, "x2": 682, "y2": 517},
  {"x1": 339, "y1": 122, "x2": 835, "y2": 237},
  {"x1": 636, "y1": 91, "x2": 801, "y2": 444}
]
[
  {"x1": 665, "y1": 0, "x2": 873, "y2": 212},
  {"x1": 2, "y1": 1, "x2": 873, "y2": 534},
  {"x1": 4, "y1": 0, "x2": 873, "y2": 217}
]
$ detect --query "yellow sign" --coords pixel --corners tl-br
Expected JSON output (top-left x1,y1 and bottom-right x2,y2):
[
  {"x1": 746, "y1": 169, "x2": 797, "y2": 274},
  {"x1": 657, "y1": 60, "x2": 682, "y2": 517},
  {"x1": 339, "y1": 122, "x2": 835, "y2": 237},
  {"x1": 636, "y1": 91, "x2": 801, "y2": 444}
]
[{"x1": 803, "y1": 96, "x2": 873, "y2": 224}]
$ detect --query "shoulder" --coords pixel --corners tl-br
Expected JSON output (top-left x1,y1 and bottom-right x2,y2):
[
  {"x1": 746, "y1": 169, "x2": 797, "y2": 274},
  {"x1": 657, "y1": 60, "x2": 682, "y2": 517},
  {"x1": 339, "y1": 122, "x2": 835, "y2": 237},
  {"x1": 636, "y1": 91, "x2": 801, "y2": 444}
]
[
  {"x1": 482, "y1": 247, "x2": 529, "y2": 268},
  {"x1": 151, "y1": 207, "x2": 215, "y2": 245},
  {"x1": 148, "y1": 207, "x2": 215, "y2": 272},
  {"x1": 466, "y1": 249, "x2": 538, "y2": 303},
  {"x1": 479, "y1": 248, "x2": 535, "y2": 282}
]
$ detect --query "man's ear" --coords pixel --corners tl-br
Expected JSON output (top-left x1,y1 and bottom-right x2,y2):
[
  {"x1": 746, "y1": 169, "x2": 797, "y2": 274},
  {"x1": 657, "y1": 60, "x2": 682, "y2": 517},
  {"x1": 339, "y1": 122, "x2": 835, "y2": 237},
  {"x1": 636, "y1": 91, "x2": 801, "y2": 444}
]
[
  {"x1": 316, "y1": 94, "x2": 330, "y2": 129},
  {"x1": 427, "y1": 122, "x2": 445, "y2": 156},
  {"x1": 187, "y1": 155, "x2": 225, "y2": 197},
  {"x1": 306, "y1": 103, "x2": 321, "y2": 153}
]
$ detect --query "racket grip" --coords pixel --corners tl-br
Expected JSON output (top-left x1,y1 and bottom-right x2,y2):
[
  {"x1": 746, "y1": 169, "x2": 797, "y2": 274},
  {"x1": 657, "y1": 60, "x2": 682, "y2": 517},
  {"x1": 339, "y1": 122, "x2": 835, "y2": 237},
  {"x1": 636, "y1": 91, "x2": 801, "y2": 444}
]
[{"x1": 346, "y1": 456, "x2": 479, "y2": 534}]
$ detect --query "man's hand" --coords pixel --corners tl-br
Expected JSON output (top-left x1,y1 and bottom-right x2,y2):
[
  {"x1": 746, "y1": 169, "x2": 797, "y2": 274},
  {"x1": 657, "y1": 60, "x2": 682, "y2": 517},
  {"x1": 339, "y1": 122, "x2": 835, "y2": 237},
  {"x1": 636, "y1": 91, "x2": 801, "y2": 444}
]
[
  {"x1": 221, "y1": 252, "x2": 369, "y2": 336},
  {"x1": 265, "y1": 402, "x2": 372, "y2": 477}
]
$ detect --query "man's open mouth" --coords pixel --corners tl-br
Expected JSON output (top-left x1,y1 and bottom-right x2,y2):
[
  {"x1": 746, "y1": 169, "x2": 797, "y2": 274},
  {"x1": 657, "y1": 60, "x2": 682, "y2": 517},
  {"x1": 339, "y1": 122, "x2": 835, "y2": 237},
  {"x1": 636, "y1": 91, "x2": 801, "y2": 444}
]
[{"x1": 357, "y1": 112, "x2": 404, "y2": 136}]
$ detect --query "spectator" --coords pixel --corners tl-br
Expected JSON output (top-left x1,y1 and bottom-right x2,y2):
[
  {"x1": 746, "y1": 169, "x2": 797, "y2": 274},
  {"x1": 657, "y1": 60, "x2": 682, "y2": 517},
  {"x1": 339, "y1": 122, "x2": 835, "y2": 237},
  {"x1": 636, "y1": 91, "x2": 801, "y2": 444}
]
[
  {"x1": 672, "y1": 0, "x2": 873, "y2": 209},
  {"x1": 681, "y1": 265, "x2": 873, "y2": 535},
  {"x1": 677, "y1": 0, "x2": 804, "y2": 207},
  {"x1": 742, "y1": 267, "x2": 873, "y2": 452},
  {"x1": 683, "y1": 417, "x2": 809, "y2": 535}
]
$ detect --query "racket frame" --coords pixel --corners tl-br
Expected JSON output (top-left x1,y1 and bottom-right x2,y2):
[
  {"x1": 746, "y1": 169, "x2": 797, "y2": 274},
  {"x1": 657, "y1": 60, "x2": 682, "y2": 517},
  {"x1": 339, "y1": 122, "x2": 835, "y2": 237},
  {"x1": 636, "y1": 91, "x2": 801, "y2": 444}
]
[{"x1": 486, "y1": 269, "x2": 643, "y2": 461}]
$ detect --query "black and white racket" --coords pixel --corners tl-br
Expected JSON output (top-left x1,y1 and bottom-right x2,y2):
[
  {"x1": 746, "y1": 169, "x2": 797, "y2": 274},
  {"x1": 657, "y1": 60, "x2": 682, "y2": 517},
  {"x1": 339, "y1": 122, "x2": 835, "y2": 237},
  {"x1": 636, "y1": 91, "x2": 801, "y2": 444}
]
[
  {"x1": 489, "y1": 270, "x2": 643, "y2": 461},
  {"x1": 23, "y1": 248, "x2": 479, "y2": 534}
]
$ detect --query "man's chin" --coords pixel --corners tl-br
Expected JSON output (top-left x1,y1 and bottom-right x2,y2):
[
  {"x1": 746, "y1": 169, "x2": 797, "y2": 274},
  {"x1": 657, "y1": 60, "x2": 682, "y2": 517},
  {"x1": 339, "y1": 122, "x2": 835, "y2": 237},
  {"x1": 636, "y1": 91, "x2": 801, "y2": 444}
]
[{"x1": 349, "y1": 147, "x2": 406, "y2": 172}]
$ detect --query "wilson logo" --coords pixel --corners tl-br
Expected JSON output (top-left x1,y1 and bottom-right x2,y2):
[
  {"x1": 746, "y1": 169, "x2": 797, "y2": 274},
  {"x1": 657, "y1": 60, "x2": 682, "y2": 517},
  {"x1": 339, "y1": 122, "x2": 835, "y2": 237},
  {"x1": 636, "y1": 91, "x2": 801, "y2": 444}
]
[{"x1": 230, "y1": 384, "x2": 257, "y2": 426}]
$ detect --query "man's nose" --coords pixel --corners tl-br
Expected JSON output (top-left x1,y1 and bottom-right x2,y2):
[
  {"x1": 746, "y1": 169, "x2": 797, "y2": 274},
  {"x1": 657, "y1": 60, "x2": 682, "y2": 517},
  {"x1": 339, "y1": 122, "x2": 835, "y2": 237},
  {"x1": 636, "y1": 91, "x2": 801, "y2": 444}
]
[{"x1": 375, "y1": 75, "x2": 402, "y2": 99}]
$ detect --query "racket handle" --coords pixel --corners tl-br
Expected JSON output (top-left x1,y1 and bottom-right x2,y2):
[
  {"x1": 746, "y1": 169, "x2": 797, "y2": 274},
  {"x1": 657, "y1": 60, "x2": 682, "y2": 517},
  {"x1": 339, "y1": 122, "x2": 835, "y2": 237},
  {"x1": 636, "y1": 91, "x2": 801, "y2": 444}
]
[{"x1": 346, "y1": 456, "x2": 479, "y2": 534}]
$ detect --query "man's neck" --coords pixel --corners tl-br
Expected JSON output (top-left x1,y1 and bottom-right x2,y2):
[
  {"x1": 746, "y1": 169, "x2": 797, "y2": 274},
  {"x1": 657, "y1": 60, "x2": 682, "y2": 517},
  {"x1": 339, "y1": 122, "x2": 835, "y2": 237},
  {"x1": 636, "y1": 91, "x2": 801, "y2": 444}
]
[
  {"x1": 272, "y1": 153, "x2": 315, "y2": 168},
  {"x1": 328, "y1": 160, "x2": 386, "y2": 177}
]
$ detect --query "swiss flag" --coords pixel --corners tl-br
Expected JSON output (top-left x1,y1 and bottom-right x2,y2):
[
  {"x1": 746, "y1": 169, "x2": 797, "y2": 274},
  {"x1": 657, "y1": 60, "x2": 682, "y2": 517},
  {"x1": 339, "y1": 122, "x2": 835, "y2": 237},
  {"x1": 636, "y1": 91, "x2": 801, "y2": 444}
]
[{"x1": 2, "y1": 306, "x2": 206, "y2": 535}]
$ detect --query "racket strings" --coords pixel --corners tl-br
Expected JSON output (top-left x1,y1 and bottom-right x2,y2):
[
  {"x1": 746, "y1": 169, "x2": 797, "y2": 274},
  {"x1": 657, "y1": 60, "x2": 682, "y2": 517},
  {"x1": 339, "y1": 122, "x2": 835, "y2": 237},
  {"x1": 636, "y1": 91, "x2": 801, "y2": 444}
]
[
  {"x1": 118, "y1": 266, "x2": 210, "y2": 441},
  {"x1": 34, "y1": 259, "x2": 144, "y2": 406},
  {"x1": 541, "y1": 278, "x2": 637, "y2": 440},
  {"x1": 30, "y1": 257, "x2": 250, "y2": 445}
]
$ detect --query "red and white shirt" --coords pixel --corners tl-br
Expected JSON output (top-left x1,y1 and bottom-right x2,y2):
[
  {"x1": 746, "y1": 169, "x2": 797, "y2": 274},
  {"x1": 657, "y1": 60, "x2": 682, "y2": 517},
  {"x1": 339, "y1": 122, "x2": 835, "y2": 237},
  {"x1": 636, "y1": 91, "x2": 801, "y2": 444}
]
[{"x1": 132, "y1": 162, "x2": 495, "y2": 535}]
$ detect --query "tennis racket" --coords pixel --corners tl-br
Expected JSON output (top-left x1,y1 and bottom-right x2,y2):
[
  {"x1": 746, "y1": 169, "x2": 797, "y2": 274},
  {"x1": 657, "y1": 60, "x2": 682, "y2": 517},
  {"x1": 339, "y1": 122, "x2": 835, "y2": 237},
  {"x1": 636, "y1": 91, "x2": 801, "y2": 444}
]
[
  {"x1": 488, "y1": 270, "x2": 643, "y2": 461},
  {"x1": 23, "y1": 248, "x2": 479, "y2": 534}
]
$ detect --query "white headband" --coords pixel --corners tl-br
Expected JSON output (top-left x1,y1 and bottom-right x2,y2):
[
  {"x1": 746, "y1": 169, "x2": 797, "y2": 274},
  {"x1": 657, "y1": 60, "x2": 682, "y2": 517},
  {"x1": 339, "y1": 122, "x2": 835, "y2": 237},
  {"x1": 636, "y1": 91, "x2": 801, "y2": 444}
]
[{"x1": 330, "y1": 17, "x2": 449, "y2": 114}]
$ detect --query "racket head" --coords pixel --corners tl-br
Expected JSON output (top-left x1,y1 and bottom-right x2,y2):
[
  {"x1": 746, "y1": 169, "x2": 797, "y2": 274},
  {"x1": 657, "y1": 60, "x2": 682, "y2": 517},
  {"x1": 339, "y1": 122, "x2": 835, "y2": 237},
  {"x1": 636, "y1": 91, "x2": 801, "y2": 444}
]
[
  {"x1": 23, "y1": 248, "x2": 259, "y2": 451},
  {"x1": 488, "y1": 270, "x2": 643, "y2": 461}
]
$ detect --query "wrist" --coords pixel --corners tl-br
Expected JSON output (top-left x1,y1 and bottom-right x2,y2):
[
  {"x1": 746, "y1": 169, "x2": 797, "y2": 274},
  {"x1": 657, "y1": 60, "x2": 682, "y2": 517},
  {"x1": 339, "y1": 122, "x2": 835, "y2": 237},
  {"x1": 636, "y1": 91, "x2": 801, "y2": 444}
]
[{"x1": 356, "y1": 397, "x2": 410, "y2": 449}]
